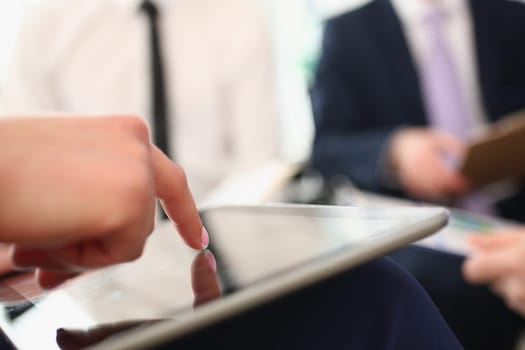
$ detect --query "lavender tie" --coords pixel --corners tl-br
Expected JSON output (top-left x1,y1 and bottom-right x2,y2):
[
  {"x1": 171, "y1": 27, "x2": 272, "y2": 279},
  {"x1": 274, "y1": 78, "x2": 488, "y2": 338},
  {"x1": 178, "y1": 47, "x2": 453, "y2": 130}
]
[
  {"x1": 421, "y1": 9, "x2": 471, "y2": 139},
  {"x1": 420, "y1": 9, "x2": 495, "y2": 215}
]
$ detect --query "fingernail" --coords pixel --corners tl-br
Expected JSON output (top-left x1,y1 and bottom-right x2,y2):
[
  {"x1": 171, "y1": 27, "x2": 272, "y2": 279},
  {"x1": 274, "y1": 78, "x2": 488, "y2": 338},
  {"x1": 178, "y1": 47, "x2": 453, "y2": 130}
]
[
  {"x1": 201, "y1": 227, "x2": 210, "y2": 249},
  {"x1": 204, "y1": 250, "x2": 217, "y2": 272}
]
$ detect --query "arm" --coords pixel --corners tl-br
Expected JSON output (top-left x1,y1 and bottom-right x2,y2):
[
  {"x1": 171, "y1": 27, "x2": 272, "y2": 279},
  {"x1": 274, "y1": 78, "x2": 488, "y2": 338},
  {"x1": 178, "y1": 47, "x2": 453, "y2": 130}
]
[
  {"x1": 311, "y1": 19, "x2": 468, "y2": 200},
  {"x1": 0, "y1": 116, "x2": 206, "y2": 288},
  {"x1": 310, "y1": 19, "x2": 396, "y2": 192}
]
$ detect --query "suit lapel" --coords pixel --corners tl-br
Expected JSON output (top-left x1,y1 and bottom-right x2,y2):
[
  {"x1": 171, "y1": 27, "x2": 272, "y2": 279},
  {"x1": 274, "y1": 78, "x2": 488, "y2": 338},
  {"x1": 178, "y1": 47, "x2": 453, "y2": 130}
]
[{"x1": 370, "y1": 0, "x2": 427, "y2": 125}]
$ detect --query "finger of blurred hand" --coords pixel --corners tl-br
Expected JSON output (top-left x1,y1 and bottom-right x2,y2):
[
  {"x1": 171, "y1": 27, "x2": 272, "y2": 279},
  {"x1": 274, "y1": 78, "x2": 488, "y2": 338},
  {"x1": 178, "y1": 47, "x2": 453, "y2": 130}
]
[
  {"x1": 401, "y1": 154, "x2": 448, "y2": 199},
  {"x1": 438, "y1": 172, "x2": 467, "y2": 198},
  {"x1": 11, "y1": 230, "x2": 149, "y2": 271},
  {"x1": 428, "y1": 163, "x2": 466, "y2": 196},
  {"x1": 424, "y1": 149, "x2": 468, "y2": 195},
  {"x1": 433, "y1": 130, "x2": 466, "y2": 160},
  {"x1": 151, "y1": 145, "x2": 205, "y2": 250},
  {"x1": 492, "y1": 278, "x2": 525, "y2": 317},
  {"x1": 432, "y1": 131, "x2": 470, "y2": 194},
  {"x1": 36, "y1": 269, "x2": 80, "y2": 290},
  {"x1": 11, "y1": 248, "x2": 69, "y2": 270},
  {"x1": 404, "y1": 159, "x2": 466, "y2": 200},
  {"x1": 191, "y1": 250, "x2": 220, "y2": 307},
  {"x1": 0, "y1": 244, "x2": 14, "y2": 275},
  {"x1": 467, "y1": 232, "x2": 524, "y2": 251},
  {"x1": 463, "y1": 248, "x2": 517, "y2": 284},
  {"x1": 393, "y1": 129, "x2": 467, "y2": 199}
]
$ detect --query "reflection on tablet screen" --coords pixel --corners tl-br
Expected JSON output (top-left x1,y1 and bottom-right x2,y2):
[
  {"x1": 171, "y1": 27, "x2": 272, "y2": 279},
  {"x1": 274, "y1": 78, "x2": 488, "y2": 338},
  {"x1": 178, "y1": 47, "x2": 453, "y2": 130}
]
[{"x1": 0, "y1": 205, "x2": 445, "y2": 350}]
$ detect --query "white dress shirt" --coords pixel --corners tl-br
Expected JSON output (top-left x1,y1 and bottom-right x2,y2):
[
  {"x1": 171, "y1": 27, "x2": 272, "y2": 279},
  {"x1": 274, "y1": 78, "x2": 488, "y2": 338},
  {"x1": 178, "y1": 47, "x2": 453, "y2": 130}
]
[
  {"x1": 390, "y1": 0, "x2": 488, "y2": 132},
  {"x1": 0, "y1": 0, "x2": 281, "y2": 203}
]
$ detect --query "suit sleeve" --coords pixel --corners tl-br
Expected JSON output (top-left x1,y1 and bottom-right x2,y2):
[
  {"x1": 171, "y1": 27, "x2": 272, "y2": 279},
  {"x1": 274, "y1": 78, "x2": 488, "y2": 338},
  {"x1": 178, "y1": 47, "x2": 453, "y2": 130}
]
[{"x1": 310, "y1": 19, "x2": 396, "y2": 192}]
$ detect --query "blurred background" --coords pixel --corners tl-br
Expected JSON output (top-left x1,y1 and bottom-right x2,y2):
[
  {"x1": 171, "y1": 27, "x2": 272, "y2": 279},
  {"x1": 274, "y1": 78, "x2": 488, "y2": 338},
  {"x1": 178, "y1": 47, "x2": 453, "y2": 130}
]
[
  {"x1": 0, "y1": 0, "x2": 367, "y2": 163},
  {"x1": 2, "y1": 2, "x2": 525, "y2": 350}
]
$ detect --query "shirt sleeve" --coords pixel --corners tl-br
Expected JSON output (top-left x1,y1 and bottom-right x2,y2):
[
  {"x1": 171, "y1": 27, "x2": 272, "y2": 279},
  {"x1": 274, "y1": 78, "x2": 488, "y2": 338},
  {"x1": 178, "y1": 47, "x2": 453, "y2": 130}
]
[{"x1": 0, "y1": 2, "x2": 62, "y2": 114}]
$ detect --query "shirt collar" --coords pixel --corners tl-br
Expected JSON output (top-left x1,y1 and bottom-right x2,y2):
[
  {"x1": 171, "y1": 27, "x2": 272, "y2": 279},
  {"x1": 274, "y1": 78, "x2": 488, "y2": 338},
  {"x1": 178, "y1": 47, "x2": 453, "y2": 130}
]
[
  {"x1": 390, "y1": 0, "x2": 468, "y2": 25},
  {"x1": 110, "y1": 0, "x2": 172, "y2": 13}
]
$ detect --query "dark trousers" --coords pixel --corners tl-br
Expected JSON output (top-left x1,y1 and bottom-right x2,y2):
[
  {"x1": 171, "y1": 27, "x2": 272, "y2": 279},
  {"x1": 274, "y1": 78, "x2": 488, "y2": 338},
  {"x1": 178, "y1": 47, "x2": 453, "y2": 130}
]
[
  {"x1": 390, "y1": 245, "x2": 525, "y2": 350},
  {"x1": 160, "y1": 257, "x2": 463, "y2": 349}
]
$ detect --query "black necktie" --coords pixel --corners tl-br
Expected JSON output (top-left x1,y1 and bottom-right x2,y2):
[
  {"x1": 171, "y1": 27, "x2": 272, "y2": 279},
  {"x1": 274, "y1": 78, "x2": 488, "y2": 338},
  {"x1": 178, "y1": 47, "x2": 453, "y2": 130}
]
[
  {"x1": 140, "y1": 0, "x2": 171, "y2": 158},
  {"x1": 141, "y1": 0, "x2": 170, "y2": 219}
]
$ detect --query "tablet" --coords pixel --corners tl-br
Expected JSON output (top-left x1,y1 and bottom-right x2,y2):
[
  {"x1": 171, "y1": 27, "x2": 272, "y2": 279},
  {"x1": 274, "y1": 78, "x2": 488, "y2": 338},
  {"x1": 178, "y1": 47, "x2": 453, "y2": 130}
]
[
  {"x1": 416, "y1": 208, "x2": 518, "y2": 255},
  {"x1": 330, "y1": 182, "x2": 519, "y2": 256},
  {"x1": 0, "y1": 204, "x2": 448, "y2": 350}
]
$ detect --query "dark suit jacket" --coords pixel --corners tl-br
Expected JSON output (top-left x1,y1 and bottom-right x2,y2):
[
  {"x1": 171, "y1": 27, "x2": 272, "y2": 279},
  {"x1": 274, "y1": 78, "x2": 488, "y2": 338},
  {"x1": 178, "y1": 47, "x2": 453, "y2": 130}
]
[{"x1": 311, "y1": 0, "x2": 525, "y2": 221}]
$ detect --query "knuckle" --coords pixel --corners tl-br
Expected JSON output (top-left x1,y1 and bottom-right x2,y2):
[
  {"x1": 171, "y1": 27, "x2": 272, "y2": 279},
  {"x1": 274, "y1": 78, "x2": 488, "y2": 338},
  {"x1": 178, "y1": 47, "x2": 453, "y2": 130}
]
[
  {"x1": 106, "y1": 230, "x2": 145, "y2": 264},
  {"x1": 515, "y1": 289, "x2": 525, "y2": 305},
  {"x1": 507, "y1": 292, "x2": 525, "y2": 312},
  {"x1": 119, "y1": 116, "x2": 150, "y2": 142},
  {"x1": 100, "y1": 179, "x2": 152, "y2": 235},
  {"x1": 90, "y1": 173, "x2": 155, "y2": 245},
  {"x1": 118, "y1": 181, "x2": 148, "y2": 212},
  {"x1": 127, "y1": 139, "x2": 150, "y2": 163},
  {"x1": 171, "y1": 162, "x2": 189, "y2": 189},
  {"x1": 171, "y1": 161, "x2": 186, "y2": 178},
  {"x1": 121, "y1": 244, "x2": 144, "y2": 262},
  {"x1": 504, "y1": 254, "x2": 521, "y2": 275}
]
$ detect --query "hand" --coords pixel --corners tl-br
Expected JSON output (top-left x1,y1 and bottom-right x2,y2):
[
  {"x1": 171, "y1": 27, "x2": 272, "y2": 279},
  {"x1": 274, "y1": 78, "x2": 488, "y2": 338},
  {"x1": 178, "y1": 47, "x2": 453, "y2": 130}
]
[
  {"x1": 463, "y1": 229, "x2": 525, "y2": 316},
  {"x1": 0, "y1": 116, "x2": 207, "y2": 289},
  {"x1": 388, "y1": 128, "x2": 469, "y2": 201}
]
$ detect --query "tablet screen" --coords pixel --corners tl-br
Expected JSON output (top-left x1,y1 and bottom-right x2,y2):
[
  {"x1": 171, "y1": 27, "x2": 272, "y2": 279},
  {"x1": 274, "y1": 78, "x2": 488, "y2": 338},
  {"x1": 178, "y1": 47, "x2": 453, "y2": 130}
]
[{"x1": 0, "y1": 204, "x2": 446, "y2": 350}]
